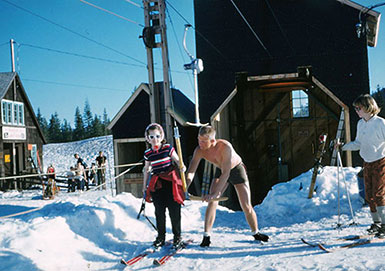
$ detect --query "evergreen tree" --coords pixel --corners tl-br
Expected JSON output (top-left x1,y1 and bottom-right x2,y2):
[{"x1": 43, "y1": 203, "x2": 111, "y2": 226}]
[
  {"x1": 91, "y1": 114, "x2": 104, "y2": 137},
  {"x1": 373, "y1": 85, "x2": 385, "y2": 118},
  {"x1": 102, "y1": 108, "x2": 111, "y2": 135},
  {"x1": 73, "y1": 106, "x2": 85, "y2": 140},
  {"x1": 61, "y1": 119, "x2": 73, "y2": 142},
  {"x1": 36, "y1": 108, "x2": 48, "y2": 138},
  {"x1": 83, "y1": 99, "x2": 93, "y2": 138},
  {"x1": 47, "y1": 112, "x2": 61, "y2": 143}
]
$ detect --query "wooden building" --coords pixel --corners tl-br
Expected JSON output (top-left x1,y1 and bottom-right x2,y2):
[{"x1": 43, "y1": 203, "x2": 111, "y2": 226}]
[
  {"x1": 192, "y1": 0, "x2": 381, "y2": 208},
  {"x1": 107, "y1": 82, "x2": 197, "y2": 197},
  {"x1": 0, "y1": 72, "x2": 46, "y2": 190},
  {"x1": 211, "y1": 68, "x2": 350, "y2": 209}
]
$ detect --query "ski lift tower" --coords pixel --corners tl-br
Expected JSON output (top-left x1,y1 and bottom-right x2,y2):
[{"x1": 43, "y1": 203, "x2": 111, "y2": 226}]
[{"x1": 141, "y1": 0, "x2": 173, "y2": 143}]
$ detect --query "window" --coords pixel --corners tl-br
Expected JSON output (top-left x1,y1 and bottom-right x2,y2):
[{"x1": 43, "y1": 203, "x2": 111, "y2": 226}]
[
  {"x1": 1, "y1": 99, "x2": 25, "y2": 126},
  {"x1": 291, "y1": 90, "x2": 309, "y2": 118}
]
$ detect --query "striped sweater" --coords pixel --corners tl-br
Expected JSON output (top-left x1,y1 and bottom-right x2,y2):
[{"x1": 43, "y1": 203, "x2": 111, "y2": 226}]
[{"x1": 144, "y1": 144, "x2": 175, "y2": 174}]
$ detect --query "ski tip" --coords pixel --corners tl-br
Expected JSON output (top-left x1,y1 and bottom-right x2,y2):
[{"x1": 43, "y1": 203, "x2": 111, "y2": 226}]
[
  {"x1": 120, "y1": 259, "x2": 127, "y2": 265},
  {"x1": 153, "y1": 259, "x2": 161, "y2": 266},
  {"x1": 318, "y1": 243, "x2": 331, "y2": 253}
]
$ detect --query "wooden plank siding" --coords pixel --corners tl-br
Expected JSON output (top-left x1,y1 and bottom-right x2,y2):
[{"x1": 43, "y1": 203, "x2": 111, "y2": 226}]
[{"x1": 212, "y1": 72, "x2": 349, "y2": 208}]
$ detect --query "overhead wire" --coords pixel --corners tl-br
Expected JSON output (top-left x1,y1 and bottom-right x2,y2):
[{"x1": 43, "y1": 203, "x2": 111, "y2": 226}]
[
  {"x1": 23, "y1": 78, "x2": 131, "y2": 92},
  {"x1": 264, "y1": 0, "x2": 295, "y2": 56},
  {"x1": 164, "y1": 0, "x2": 229, "y2": 61},
  {"x1": 124, "y1": 0, "x2": 144, "y2": 9},
  {"x1": 229, "y1": 0, "x2": 272, "y2": 58},
  {"x1": 18, "y1": 43, "x2": 146, "y2": 68},
  {"x1": 8, "y1": 40, "x2": 186, "y2": 74},
  {"x1": 0, "y1": 0, "x2": 146, "y2": 65},
  {"x1": 79, "y1": 0, "x2": 144, "y2": 27},
  {"x1": 165, "y1": 5, "x2": 194, "y2": 92}
]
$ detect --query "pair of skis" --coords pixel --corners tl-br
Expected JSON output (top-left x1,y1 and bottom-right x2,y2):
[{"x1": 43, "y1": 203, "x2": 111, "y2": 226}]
[
  {"x1": 301, "y1": 234, "x2": 385, "y2": 252},
  {"x1": 121, "y1": 239, "x2": 193, "y2": 267}
]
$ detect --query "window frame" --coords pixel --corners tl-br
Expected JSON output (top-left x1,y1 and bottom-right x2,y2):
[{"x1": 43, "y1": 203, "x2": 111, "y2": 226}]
[
  {"x1": 291, "y1": 89, "x2": 310, "y2": 118},
  {"x1": 1, "y1": 99, "x2": 25, "y2": 126}
]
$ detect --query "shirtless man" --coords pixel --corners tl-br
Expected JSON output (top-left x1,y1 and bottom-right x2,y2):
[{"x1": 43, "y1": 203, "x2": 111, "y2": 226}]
[{"x1": 186, "y1": 126, "x2": 268, "y2": 247}]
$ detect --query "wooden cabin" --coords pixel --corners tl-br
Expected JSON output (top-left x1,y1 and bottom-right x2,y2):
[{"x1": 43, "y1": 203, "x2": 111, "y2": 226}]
[
  {"x1": 193, "y1": 0, "x2": 381, "y2": 209},
  {"x1": 107, "y1": 82, "x2": 197, "y2": 197},
  {"x1": 0, "y1": 72, "x2": 46, "y2": 190},
  {"x1": 210, "y1": 68, "x2": 350, "y2": 209}
]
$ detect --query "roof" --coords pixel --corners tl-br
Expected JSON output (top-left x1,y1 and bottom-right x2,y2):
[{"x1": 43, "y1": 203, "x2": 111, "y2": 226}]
[
  {"x1": 337, "y1": 0, "x2": 381, "y2": 47},
  {"x1": 108, "y1": 82, "x2": 195, "y2": 130},
  {"x1": 0, "y1": 72, "x2": 16, "y2": 99},
  {"x1": 211, "y1": 70, "x2": 348, "y2": 122},
  {"x1": 0, "y1": 72, "x2": 47, "y2": 143}
]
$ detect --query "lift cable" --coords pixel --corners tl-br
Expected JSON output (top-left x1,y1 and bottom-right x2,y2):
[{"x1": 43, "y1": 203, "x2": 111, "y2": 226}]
[
  {"x1": 0, "y1": 0, "x2": 146, "y2": 65},
  {"x1": 229, "y1": 0, "x2": 272, "y2": 58}
]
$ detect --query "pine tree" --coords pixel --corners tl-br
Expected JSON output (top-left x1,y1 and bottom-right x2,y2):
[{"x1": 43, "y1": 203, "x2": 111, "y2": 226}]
[
  {"x1": 373, "y1": 85, "x2": 385, "y2": 118},
  {"x1": 91, "y1": 114, "x2": 104, "y2": 137},
  {"x1": 83, "y1": 99, "x2": 93, "y2": 138},
  {"x1": 61, "y1": 119, "x2": 73, "y2": 142},
  {"x1": 73, "y1": 106, "x2": 85, "y2": 141},
  {"x1": 36, "y1": 108, "x2": 48, "y2": 138},
  {"x1": 47, "y1": 112, "x2": 61, "y2": 143},
  {"x1": 102, "y1": 108, "x2": 111, "y2": 135}
]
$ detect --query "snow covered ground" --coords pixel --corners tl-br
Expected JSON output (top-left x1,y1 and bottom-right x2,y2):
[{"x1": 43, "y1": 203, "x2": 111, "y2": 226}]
[
  {"x1": 1, "y1": 136, "x2": 385, "y2": 270},
  {"x1": 1, "y1": 165, "x2": 385, "y2": 271},
  {"x1": 42, "y1": 135, "x2": 115, "y2": 182}
]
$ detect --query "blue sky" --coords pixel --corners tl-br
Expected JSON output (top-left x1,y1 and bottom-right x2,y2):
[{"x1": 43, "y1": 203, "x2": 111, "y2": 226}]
[{"x1": 0, "y1": 0, "x2": 384, "y2": 126}]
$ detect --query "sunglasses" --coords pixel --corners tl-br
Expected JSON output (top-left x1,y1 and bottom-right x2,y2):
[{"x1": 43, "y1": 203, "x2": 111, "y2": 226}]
[{"x1": 148, "y1": 134, "x2": 161, "y2": 140}]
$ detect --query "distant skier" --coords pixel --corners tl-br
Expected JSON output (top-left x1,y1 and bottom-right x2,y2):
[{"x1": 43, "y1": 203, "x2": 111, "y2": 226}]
[
  {"x1": 95, "y1": 151, "x2": 107, "y2": 189},
  {"x1": 44, "y1": 164, "x2": 56, "y2": 199},
  {"x1": 75, "y1": 161, "x2": 87, "y2": 191},
  {"x1": 338, "y1": 94, "x2": 385, "y2": 238},
  {"x1": 142, "y1": 123, "x2": 186, "y2": 248},
  {"x1": 74, "y1": 153, "x2": 89, "y2": 190},
  {"x1": 186, "y1": 125, "x2": 269, "y2": 247}
]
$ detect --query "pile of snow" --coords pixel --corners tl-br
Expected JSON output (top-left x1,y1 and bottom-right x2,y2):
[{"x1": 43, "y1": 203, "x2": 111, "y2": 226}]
[
  {"x1": 258, "y1": 166, "x2": 362, "y2": 227},
  {"x1": 2, "y1": 164, "x2": 385, "y2": 271},
  {"x1": 42, "y1": 135, "x2": 115, "y2": 181}
]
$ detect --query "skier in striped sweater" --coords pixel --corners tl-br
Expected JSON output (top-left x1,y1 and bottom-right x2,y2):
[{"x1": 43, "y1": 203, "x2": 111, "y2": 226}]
[{"x1": 143, "y1": 123, "x2": 186, "y2": 248}]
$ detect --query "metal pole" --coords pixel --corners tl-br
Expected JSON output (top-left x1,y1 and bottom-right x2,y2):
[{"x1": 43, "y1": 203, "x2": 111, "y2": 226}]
[
  {"x1": 10, "y1": 39, "x2": 15, "y2": 72},
  {"x1": 337, "y1": 150, "x2": 356, "y2": 225},
  {"x1": 193, "y1": 69, "x2": 200, "y2": 124}
]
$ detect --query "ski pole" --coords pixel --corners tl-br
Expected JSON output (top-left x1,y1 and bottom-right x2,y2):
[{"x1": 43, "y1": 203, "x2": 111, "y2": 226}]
[
  {"x1": 137, "y1": 198, "x2": 146, "y2": 219},
  {"x1": 137, "y1": 197, "x2": 157, "y2": 231},
  {"x1": 337, "y1": 150, "x2": 356, "y2": 225}
]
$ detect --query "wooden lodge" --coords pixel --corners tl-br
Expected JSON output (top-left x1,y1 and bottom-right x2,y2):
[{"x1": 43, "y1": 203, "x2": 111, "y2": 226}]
[
  {"x1": 192, "y1": 0, "x2": 381, "y2": 209},
  {"x1": 210, "y1": 67, "x2": 351, "y2": 209},
  {"x1": 0, "y1": 72, "x2": 46, "y2": 190}
]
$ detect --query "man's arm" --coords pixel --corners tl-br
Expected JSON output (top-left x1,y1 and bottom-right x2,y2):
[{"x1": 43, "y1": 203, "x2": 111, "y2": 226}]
[
  {"x1": 186, "y1": 147, "x2": 202, "y2": 188},
  {"x1": 206, "y1": 145, "x2": 231, "y2": 200}
]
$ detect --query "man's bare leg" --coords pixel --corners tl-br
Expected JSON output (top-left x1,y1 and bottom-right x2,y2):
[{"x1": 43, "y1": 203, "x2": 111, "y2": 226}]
[
  {"x1": 234, "y1": 182, "x2": 269, "y2": 241},
  {"x1": 204, "y1": 200, "x2": 218, "y2": 232},
  {"x1": 234, "y1": 182, "x2": 258, "y2": 232},
  {"x1": 200, "y1": 180, "x2": 228, "y2": 247}
]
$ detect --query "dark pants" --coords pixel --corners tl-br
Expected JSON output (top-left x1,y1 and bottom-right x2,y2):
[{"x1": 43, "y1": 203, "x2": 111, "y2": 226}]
[
  {"x1": 97, "y1": 169, "x2": 106, "y2": 189},
  {"x1": 75, "y1": 177, "x2": 85, "y2": 191},
  {"x1": 364, "y1": 157, "x2": 385, "y2": 212},
  {"x1": 151, "y1": 179, "x2": 181, "y2": 239},
  {"x1": 68, "y1": 178, "x2": 76, "y2": 192}
]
